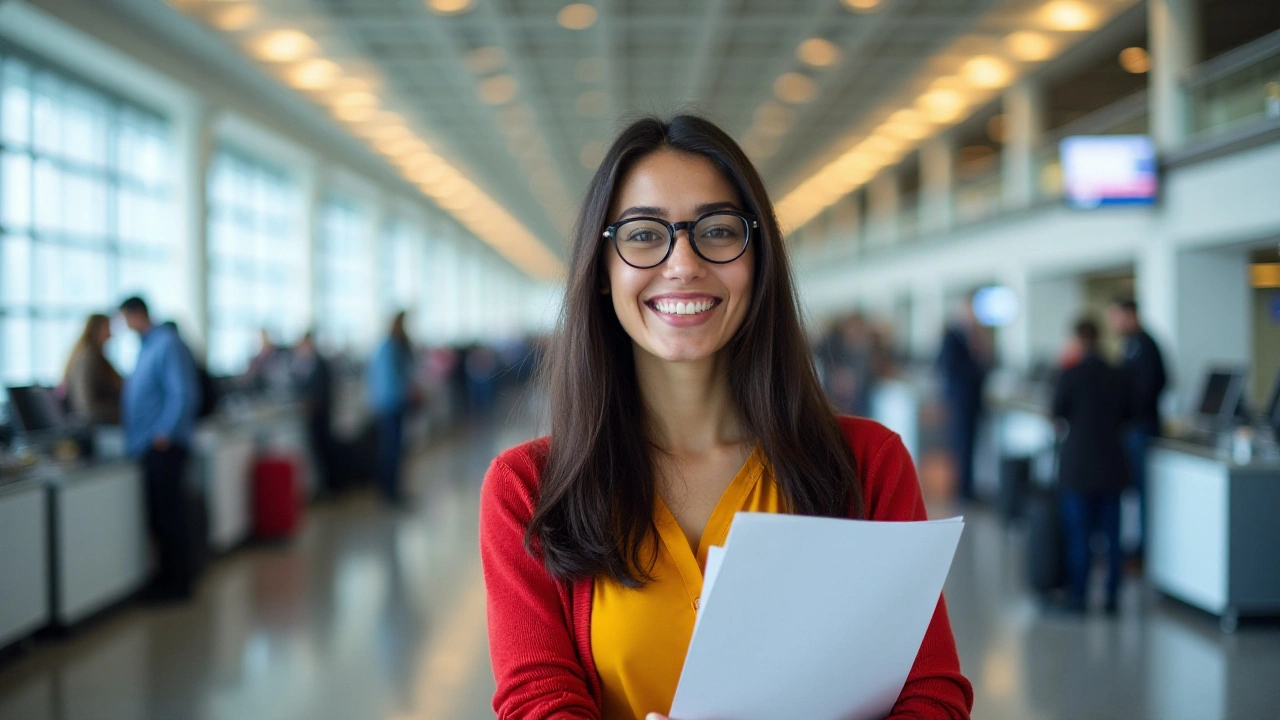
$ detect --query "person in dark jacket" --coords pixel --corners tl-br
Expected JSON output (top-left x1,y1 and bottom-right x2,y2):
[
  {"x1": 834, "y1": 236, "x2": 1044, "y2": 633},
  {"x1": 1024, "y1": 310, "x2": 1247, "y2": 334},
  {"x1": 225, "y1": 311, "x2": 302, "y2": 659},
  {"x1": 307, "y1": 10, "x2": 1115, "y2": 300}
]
[
  {"x1": 1053, "y1": 317, "x2": 1133, "y2": 613},
  {"x1": 1107, "y1": 298, "x2": 1167, "y2": 560},
  {"x1": 294, "y1": 331, "x2": 336, "y2": 495},
  {"x1": 937, "y1": 302, "x2": 991, "y2": 502}
]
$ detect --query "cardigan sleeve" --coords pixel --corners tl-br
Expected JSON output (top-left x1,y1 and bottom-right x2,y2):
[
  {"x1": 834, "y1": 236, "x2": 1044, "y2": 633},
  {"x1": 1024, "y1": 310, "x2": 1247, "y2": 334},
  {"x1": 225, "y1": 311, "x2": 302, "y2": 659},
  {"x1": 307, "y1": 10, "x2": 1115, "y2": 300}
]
[
  {"x1": 863, "y1": 431, "x2": 975, "y2": 720},
  {"x1": 480, "y1": 452, "x2": 600, "y2": 720}
]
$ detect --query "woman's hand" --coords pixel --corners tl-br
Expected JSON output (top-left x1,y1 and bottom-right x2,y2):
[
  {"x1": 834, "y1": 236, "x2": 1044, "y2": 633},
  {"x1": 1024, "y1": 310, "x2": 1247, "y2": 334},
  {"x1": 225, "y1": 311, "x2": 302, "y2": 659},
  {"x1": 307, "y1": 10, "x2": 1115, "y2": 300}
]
[{"x1": 645, "y1": 715, "x2": 670, "y2": 720}]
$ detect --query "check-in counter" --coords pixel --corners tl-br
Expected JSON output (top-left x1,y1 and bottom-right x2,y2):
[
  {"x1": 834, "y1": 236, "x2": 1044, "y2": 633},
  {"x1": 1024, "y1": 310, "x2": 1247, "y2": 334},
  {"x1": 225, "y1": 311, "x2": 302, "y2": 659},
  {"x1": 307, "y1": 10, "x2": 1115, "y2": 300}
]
[
  {"x1": 46, "y1": 460, "x2": 150, "y2": 627},
  {"x1": 1147, "y1": 438, "x2": 1280, "y2": 631},
  {"x1": 0, "y1": 475, "x2": 50, "y2": 647}
]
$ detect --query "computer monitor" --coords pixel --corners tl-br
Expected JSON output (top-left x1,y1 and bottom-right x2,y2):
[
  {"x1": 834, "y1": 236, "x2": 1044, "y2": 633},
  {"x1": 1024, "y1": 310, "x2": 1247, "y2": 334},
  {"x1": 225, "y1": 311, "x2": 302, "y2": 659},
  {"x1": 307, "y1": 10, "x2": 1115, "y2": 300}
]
[
  {"x1": 1196, "y1": 369, "x2": 1245, "y2": 426},
  {"x1": 5, "y1": 386, "x2": 63, "y2": 435},
  {"x1": 1265, "y1": 367, "x2": 1280, "y2": 435}
]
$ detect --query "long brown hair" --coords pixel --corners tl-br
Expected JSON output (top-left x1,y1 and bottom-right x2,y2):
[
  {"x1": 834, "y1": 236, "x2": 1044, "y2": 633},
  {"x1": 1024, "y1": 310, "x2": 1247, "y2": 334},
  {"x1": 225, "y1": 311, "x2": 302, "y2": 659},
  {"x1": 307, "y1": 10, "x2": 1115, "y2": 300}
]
[
  {"x1": 62, "y1": 314, "x2": 113, "y2": 385},
  {"x1": 528, "y1": 115, "x2": 863, "y2": 587}
]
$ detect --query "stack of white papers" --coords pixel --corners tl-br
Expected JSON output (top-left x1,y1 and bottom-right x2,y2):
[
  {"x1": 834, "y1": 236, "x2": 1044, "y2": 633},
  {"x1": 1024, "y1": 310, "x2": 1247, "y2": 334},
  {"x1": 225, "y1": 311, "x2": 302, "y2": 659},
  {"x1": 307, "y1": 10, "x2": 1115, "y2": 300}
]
[{"x1": 670, "y1": 512, "x2": 964, "y2": 720}]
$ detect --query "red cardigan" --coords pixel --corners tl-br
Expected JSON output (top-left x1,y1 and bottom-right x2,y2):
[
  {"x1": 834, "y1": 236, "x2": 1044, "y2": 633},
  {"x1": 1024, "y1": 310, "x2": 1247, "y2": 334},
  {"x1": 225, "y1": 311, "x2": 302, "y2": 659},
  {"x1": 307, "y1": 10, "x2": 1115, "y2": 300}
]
[{"x1": 480, "y1": 416, "x2": 974, "y2": 719}]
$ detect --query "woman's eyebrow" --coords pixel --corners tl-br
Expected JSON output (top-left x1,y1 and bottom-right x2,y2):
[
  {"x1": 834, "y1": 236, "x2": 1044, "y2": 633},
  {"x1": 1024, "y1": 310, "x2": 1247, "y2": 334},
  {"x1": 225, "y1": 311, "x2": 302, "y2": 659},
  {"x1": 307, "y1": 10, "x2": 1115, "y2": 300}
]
[
  {"x1": 617, "y1": 205, "x2": 666, "y2": 219},
  {"x1": 695, "y1": 201, "x2": 741, "y2": 214}
]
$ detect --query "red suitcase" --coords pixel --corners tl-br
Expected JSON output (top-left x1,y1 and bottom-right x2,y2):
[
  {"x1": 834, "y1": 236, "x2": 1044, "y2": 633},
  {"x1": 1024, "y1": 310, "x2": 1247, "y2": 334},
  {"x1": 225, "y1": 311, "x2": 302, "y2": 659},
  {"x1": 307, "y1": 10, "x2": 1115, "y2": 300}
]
[{"x1": 252, "y1": 455, "x2": 302, "y2": 539}]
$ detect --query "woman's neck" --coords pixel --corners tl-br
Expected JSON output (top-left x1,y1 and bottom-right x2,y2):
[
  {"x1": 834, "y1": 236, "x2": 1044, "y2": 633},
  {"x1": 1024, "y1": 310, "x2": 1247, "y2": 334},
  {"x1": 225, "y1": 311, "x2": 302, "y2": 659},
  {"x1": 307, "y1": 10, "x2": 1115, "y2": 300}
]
[{"x1": 634, "y1": 346, "x2": 746, "y2": 457}]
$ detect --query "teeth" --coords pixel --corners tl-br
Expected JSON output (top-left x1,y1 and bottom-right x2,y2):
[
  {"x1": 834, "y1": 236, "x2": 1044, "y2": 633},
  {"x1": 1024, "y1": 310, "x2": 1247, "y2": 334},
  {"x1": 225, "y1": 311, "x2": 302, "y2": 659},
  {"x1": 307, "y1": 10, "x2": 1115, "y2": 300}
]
[{"x1": 653, "y1": 299, "x2": 715, "y2": 315}]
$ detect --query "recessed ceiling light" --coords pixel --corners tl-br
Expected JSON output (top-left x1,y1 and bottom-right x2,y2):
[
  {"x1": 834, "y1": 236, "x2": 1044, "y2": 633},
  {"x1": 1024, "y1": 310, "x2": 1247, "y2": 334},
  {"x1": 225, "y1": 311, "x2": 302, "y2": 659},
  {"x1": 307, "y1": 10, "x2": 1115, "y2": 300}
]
[
  {"x1": 427, "y1": 0, "x2": 475, "y2": 16},
  {"x1": 1119, "y1": 47, "x2": 1150, "y2": 74},
  {"x1": 478, "y1": 75, "x2": 518, "y2": 105},
  {"x1": 917, "y1": 88, "x2": 966, "y2": 122},
  {"x1": 1006, "y1": 31, "x2": 1054, "y2": 62},
  {"x1": 558, "y1": 3, "x2": 598, "y2": 30},
  {"x1": 962, "y1": 56, "x2": 1012, "y2": 89},
  {"x1": 774, "y1": 73, "x2": 816, "y2": 104},
  {"x1": 755, "y1": 101, "x2": 794, "y2": 134},
  {"x1": 334, "y1": 103, "x2": 376, "y2": 123},
  {"x1": 797, "y1": 38, "x2": 841, "y2": 68},
  {"x1": 1042, "y1": 1, "x2": 1095, "y2": 31},
  {"x1": 842, "y1": 0, "x2": 882, "y2": 13},
  {"x1": 252, "y1": 30, "x2": 316, "y2": 62},
  {"x1": 288, "y1": 59, "x2": 339, "y2": 90},
  {"x1": 466, "y1": 46, "x2": 506, "y2": 75},
  {"x1": 211, "y1": 4, "x2": 259, "y2": 31}
]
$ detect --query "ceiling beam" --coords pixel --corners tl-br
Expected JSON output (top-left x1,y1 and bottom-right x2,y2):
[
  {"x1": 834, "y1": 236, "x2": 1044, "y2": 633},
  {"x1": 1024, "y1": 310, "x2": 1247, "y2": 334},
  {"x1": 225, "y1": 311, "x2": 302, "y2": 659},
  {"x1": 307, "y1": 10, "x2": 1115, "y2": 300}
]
[
  {"x1": 478, "y1": 0, "x2": 580, "y2": 236},
  {"x1": 680, "y1": 0, "x2": 736, "y2": 108}
]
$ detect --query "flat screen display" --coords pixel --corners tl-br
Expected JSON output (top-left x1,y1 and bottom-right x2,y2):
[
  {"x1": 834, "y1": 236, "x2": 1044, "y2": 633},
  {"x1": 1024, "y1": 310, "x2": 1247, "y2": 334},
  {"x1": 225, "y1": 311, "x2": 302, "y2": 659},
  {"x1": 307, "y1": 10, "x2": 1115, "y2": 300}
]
[
  {"x1": 5, "y1": 386, "x2": 62, "y2": 433},
  {"x1": 1196, "y1": 370, "x2": 1243, "y2": 420},
  {"x1": 1060, "y1": 135, "x2": 1158, "y2": 208}
]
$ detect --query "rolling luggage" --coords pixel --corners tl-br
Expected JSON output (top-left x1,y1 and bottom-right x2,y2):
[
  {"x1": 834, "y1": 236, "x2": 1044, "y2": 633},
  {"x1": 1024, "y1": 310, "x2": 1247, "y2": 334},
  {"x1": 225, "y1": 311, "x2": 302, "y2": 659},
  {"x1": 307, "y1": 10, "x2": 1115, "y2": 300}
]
[
  {"x1": 1026, "y1": 488, "x2": 1067, "y2": 595},
  {"x1": 252, "y1": 455, "x2": 302, "y2": 539}
]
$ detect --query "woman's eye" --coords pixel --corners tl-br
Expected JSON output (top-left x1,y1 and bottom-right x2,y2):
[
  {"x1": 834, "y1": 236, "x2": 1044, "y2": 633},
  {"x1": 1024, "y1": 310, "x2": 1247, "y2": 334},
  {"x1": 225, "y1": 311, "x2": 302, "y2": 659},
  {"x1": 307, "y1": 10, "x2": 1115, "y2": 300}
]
[{"x1": 625, "y1": 230, "x2": 662, "y2": 244}]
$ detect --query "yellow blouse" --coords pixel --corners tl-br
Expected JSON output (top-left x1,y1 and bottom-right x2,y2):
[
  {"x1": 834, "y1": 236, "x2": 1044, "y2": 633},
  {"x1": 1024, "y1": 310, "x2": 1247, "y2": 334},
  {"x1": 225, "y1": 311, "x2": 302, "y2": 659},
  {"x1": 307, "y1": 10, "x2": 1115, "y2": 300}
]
[{"x1": 590, "y1": 446, "x2": 781, "y2": 720}]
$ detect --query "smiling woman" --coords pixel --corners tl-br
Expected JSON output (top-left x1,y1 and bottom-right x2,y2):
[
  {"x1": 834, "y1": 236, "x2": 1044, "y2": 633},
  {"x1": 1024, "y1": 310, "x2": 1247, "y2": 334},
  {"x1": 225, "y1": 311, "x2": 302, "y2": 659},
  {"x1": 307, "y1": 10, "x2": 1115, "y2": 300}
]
[{"x1": 479, "y1": 115, "x2": 973, "y2": 720}]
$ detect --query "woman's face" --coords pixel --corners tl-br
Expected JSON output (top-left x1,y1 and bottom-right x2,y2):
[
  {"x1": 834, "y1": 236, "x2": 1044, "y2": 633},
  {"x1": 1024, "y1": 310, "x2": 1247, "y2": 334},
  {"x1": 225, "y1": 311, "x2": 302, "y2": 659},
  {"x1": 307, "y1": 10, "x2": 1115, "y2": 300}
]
[{"x1": 604, "y1": 149, "x2": 755, "y2": 365}]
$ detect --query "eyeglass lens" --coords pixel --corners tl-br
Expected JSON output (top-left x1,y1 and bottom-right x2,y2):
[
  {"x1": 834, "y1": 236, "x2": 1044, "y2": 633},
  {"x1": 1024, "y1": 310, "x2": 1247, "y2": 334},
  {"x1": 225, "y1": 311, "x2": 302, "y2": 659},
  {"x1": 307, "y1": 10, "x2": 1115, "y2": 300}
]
[{"x1": 613, "y1": 213, "x2": 749, "y2": 268}]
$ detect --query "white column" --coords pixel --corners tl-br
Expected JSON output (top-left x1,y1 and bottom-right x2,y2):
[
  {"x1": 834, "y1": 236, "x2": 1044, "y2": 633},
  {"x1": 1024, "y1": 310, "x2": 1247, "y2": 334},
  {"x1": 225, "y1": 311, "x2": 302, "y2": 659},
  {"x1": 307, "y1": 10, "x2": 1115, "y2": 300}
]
[
  {"x1": 920, "y1": 134, "x2": 954, "y2": 236},
  {"x1": 1149, "y1": 0, "x2": 1200, "y2": 151},
  {"x1": 299, "y1": 161, "x2": 320, "y2": 332},
  {"x1": 1002, "y1": 80, "x2": 1043, "y2": 210},
  {"x1": 173, "y1": 100, "x2": 212, "y2": 359},
  {"x1": 997, "y1": 269, "x2": 1031, "y2": 371},
  {"x1": 1026, "y1": 274, "x2": 1085, "y2": 366},
  {"x1": 1138, "y1": 240, "x2": 1250, "y2": 417},
  {"x1": 868, "y1": 171, "x2": 899, "y2": 247}
]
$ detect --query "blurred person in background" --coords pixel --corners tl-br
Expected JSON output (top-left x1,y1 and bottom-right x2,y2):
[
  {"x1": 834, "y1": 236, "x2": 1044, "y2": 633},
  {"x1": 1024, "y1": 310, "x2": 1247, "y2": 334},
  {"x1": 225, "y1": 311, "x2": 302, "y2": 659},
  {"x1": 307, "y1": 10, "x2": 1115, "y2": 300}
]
[
  {"x1": 61, "y1": 313, "x2": 123, "y2": 426},
  {"x1": 368, "y1": 311, "x2": 417, "y2": 505},
  {"x1": 294, "y1": 331, "x2": 336, "y2": 496},
  {"x1": 246, "y1": 327, "x2": 291, "y2": 395},
  {"x1": 118, "y1": 296, "x2": 202, "y2": 601},
  {"x1": 464, "y1": 345, "x2": 500, "y2": 417},
  {"x1": 817, "y1": 312, "x2": 876, "y2": 417},
  {"x1": 937, "y1": 299, "x2": 991, "y2": 502},
  {"x1": 1052, "y1": 317, "x2": 1132, "y2": 614},
  {"x1": 1107, "y1": 297, "x2": 1167, "y2": 563}
]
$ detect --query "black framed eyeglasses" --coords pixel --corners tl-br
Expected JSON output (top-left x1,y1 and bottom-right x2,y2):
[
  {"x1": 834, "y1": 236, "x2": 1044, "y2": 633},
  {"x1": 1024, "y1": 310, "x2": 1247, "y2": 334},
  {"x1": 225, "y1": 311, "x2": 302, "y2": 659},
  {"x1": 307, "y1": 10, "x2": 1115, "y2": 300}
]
[{"x1": 602, "y1": 211, "x2": 759, "y2": 269}]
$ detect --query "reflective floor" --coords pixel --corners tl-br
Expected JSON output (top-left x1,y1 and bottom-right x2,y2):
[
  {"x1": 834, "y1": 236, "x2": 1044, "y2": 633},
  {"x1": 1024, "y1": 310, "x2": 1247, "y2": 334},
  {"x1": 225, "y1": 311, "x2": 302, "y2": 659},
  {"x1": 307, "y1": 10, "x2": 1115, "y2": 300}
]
[{"x1": 1, "y1": 410, "x2": 1279, "y2": 720}]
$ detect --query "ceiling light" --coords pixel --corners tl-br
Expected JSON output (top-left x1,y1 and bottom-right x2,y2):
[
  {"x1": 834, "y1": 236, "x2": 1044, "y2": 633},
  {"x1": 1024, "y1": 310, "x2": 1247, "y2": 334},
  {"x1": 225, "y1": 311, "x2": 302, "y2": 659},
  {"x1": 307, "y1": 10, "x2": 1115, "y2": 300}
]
[
  {"x1": 252, "y1": 30, "x2": 315, "y2": 63},
  {"x1": 917, "y1": 88, "x2": 966, "y2": 122},
  {"x1": 1006, "y1": 31, "x2": 1054, "y2": 62},
  {"x1": 478, "y1": 75, "x2": 518, "y2": 105},
  {"x1": 774, "y1": 73, "x2": 816, "y2": 104},
  {"x1": 427, "y1": 0, "x2": 475, "y2": 16},
  {"x1": 1119, "y1": 47, "x2": 1150, "y2": 74},
  {"x1": 842, "y1": 0, "x2": 882, "y2": 12},
  {"x1": 797, "y1": 38, "x2": 841, "y2": 68},
  {"x1": 575, "y1": 90, "x2": 608, "y2": 116},
  {"x1": 558, "y1": 4, "x2": 598, "y2": 30},
  {"x1": 962, "y1": 56, "x2": 1012, "y2": 89},
  {"x1": 334, "y1": 104, "x2": 376, "y2": 123},
  {"x1": 333, "y1": 90, "x2": 376, "y2": 110},
  {"x1": 1042, "y1": 1, "x2": 1096, "y2": 31},
  {"x1": 882, "y1": 121, "x2": 930, "y2": 140},
  {"x1": 288, "y1": 59, "x2": 339, "y2": 90},
  {"x1": 466, "y1": 46, "x2": 506, "y2": 75},
  {"x1": 211, "y1": 4, "x2": 259, "y2": 31},
  {"x1": 374, "y1": 136, "x2": 419, "y2": 156}
]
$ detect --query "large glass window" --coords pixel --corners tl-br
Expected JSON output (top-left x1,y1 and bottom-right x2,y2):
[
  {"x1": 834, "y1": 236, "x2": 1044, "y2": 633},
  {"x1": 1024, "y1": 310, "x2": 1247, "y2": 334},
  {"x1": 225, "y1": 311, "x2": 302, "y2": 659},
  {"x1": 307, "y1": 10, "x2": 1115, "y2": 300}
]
[
  {"x1": 206, "y1": 149, "x2": 307, "y2": 376},
  {"x1": 317, "y1": 196, "x2": 377, "y2": 354},
  {"x1": 0, "y1": 47, "x2": 173, "y2": 386},
  {"x1": 382, "y1": 217, "x2": 419, "y2": 317}
]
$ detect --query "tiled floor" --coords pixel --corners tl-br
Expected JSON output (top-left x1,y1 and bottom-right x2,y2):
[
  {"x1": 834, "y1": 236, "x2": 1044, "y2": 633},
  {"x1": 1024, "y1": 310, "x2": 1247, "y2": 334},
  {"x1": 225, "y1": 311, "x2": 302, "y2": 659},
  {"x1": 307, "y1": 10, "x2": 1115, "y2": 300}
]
[{"x1": 1, "y1": 409, "x2": 1278, "y2": 720}]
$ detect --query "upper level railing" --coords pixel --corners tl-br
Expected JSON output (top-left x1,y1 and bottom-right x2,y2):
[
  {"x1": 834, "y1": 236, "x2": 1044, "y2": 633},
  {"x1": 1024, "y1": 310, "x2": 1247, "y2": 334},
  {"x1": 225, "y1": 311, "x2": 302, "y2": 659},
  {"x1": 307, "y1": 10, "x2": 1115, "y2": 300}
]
[{"x1": 1186, "y1": 28, "x2": 1280, "y2": 138}]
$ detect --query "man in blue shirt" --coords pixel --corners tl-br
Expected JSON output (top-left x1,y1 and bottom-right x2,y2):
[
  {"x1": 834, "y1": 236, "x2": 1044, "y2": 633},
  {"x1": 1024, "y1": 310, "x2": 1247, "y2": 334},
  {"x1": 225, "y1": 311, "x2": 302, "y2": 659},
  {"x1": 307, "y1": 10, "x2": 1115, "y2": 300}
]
[
  {"x1": 119, "y1": 296, "x2": 201, "y2": 600},
  {"x1": 368, "y1": 311, "x2": 417, "y2": 505}
]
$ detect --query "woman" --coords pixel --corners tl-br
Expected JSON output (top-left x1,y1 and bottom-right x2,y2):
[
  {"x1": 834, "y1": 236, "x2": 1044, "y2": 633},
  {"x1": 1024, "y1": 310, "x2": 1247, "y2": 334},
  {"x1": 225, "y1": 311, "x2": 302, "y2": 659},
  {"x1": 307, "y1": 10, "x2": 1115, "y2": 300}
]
[
  {"x1": 62, "y1": 313, "x2": 123, "y2": 425},
  {"x1": 481, "y1": 116, "x2": 972, "y2": 720}
]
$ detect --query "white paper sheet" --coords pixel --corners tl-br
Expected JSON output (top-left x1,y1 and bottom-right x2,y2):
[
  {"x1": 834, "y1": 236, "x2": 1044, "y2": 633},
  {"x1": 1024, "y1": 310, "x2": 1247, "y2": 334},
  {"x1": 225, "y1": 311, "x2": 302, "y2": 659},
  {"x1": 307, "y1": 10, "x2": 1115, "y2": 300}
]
[{"x1": 670, "y1": 513, "x2": 965, "y2": 720}]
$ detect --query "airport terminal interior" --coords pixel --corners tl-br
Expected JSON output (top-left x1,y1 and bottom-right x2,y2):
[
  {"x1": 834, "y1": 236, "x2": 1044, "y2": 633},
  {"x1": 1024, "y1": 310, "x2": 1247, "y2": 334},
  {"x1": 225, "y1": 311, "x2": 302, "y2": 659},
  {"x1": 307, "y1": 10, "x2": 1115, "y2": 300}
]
[{"x1": 1, "y1": 0, "x2": 1279, "y2": 718}]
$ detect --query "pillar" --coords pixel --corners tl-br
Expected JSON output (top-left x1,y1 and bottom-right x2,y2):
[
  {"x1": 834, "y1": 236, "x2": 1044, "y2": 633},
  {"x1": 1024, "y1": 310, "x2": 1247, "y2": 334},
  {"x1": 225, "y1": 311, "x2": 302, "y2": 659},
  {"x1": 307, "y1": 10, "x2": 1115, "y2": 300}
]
[
  {"x1": 1149, "y1": 0, "x2": 1200, "y2": 151},
  {"x1": 920, "y1": 134, "x2": 954, "y2": 236},
  {"x1": 1002, "y1": 80, "x2": 1043, "y2": 210}
]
